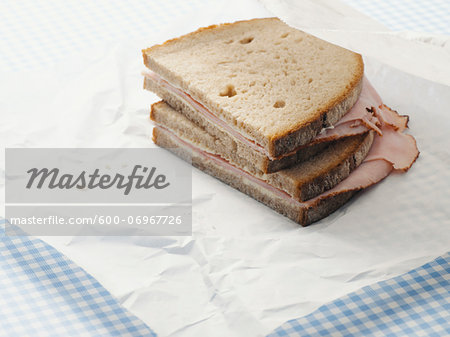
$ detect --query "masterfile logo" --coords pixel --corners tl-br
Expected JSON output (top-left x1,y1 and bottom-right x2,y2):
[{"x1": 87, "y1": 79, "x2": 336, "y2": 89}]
[
  {"x1": 25, "y1": 165, "x2": 170, "y2": 195},
  {"x1": 5, "y1": 148, "x2": 192, "y2": 236},
  {"x1": 6, "y1": 148, "x2": 191, "y2": 204}
]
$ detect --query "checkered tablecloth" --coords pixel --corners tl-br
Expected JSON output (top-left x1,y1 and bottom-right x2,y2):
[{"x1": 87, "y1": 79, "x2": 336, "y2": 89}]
[
  {"x1": 0, "y1": 0, "x2": 211, "y2": 71},
  {"x1": 2, "y1": 221, "x2": 447, "y2": 337},
  {"x1": 0, "y1": 0, "x2": 448, "y2": 71},
  {"x1": 344, "y1": 0, "x2": 450, "y2": 34},
  {"x1": 268, "y1": 253, "x2": 450, "y2": 336},
  {"x1": 0, "y1": 223, "x2": 156, "y2": 337}
]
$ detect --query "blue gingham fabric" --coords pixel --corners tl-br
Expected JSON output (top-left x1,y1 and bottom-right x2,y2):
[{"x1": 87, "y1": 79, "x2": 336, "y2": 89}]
[
  {"x1": 268, "y1": 253, "x2": 450, "y2": 337},
  {"x1": 0, "y1": 0, "x2": 449, "y2": 71},
  {"x1": 344, "y1": 0, "x2": 450, "y2": 35},
  {"x1": 0, "y1": 223, "x2": 156, "y2": 337},
  {"x1": 0, "y1": 0, "x2": 210, "y2": 71}
]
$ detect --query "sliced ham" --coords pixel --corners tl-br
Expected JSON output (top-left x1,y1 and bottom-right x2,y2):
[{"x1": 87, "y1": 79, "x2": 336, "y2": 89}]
[
  {"x1": 157, "y1": 124, "x2": 394, "y2": 209},
  {"x1": 377, "y1": 104, "x2": 409, "y2": 131},
  {"x1": 306, "y1": 159, "x2": 393, "y2": 207},
  {"x1": 144, "y1": 70, "x2": 385, "y2": 158},
  {"x1": 144, "y1": 70, "x2": 419, "y2": 172},
  {"x1": 365, "y1": 126, "x2": 419, "y2": 171},
  {"x1": 333, "y1": 77, "x2": 383, "y2": 135},
  {"x1": 314, "y1": 121, "x2": 370, "y2": 143}
]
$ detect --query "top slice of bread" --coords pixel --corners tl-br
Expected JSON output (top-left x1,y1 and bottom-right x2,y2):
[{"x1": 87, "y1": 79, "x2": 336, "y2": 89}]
[{"x1": 143, "y1": 18, "x2": 364, "y2": 157}]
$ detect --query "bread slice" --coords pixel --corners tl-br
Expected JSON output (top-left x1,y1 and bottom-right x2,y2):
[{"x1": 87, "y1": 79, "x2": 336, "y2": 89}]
[
  {"x1": 152, "y1": 101, "x2": 374, "y2": 201},
  {"x1": 143, "y1": 18, "x2": 364, "y2": 157},
  {"x1": 153, "y1": 126, "x2": 362, "y2": 226}
]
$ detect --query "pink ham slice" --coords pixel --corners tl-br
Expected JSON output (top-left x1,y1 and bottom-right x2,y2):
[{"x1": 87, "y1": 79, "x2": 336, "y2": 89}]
[
  {"x1": 312, "y1": 121, "x2": 370, "y2": 143},
  {"x1": 144, "y1": 71, "x2": 384, "y2": 154},
  {"x1": 144, "y1": 70, "x2": 419, "y2": 172},
  {"x1": 329, "y1": 77, "x2": 383, "y2": 135},
  {"x1": 365, "y1": 126, "x2": 419, "y2": 171},
  {"x1": 377, "y1": 104, "x2": 409, "y2": 131},
  {"x1": 157, "y1": 124, "x2": 393, "y2": 209},
  {"x1": 306, "y1": 159, "x2": 393, "y2": 207}
]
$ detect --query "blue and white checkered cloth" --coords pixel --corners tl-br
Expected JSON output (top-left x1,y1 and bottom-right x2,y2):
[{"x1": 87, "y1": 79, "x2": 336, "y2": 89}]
[
  {"x1": 268, "y1": 253, "x2": 450, "y2": 337},
  {"x1": 0, "y1": 223, "x2": 156, "y2": 337},
  {"x1": 0, "y1": 0, "x2": 211, "y2": 71},
  {"x1": 0, "y1": 0, "x2": 449, "y2": 71},
  {"x1": 2, "y1": 226, "x2": 448, "y2": 337},
  {"x1": 344, "y1": 0, "x2": 450, "y2": 34}
]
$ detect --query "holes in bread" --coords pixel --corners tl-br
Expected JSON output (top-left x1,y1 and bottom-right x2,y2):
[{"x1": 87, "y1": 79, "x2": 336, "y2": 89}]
[
  {"x1": 281, "y1": 33, "x2": 289, "y2": 38},
  {"x1": 308, "y1": 78, "x2": 313, "y2": 84},
  {"x1": 239, "y1": 37, "x2": 254, "y2": 44},
  {"x1": 273, "y1": 100, "x2": 286, "y2": 108},
  {"x1": 219, "y1": 84, "x2": 237, "y2": 97},
  {"x1": 295, "y1": 38, "x2": 303, "y2": 43},
  {"x1": 225, "y1": 39, "x2": 234, "y2": 44}
]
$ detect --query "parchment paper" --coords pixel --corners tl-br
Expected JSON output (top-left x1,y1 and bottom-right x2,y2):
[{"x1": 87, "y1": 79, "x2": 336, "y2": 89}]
[{"x1": 1, "y1": 0, "x2": 449, "y2": 336}]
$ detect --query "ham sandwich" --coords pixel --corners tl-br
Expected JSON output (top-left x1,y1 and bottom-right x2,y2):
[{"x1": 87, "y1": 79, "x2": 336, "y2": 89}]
[{"x1": 143, "y1": 18, "x2": 419, "y2": 225}]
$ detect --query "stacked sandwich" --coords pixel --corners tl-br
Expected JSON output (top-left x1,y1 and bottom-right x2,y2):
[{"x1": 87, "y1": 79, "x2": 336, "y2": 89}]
[{"x1": 142, "y1": 18, "x2": 419, "y2": 226}]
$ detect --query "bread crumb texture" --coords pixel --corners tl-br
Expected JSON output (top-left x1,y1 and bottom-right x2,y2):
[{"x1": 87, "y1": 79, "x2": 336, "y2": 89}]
[{"x1": 145, "y1": 18, "x2": 363, "y2": 147}]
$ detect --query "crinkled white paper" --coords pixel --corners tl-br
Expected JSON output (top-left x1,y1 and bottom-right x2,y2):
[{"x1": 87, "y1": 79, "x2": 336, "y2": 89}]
[{"x1": 1, "y1": 0, "x2": 449, "y2": 336}]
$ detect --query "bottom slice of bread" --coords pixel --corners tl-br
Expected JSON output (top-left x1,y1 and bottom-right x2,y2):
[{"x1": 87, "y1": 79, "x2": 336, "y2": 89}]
[{"x1": 153, "y1": 126, "x2": 361, "y2": 226}]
